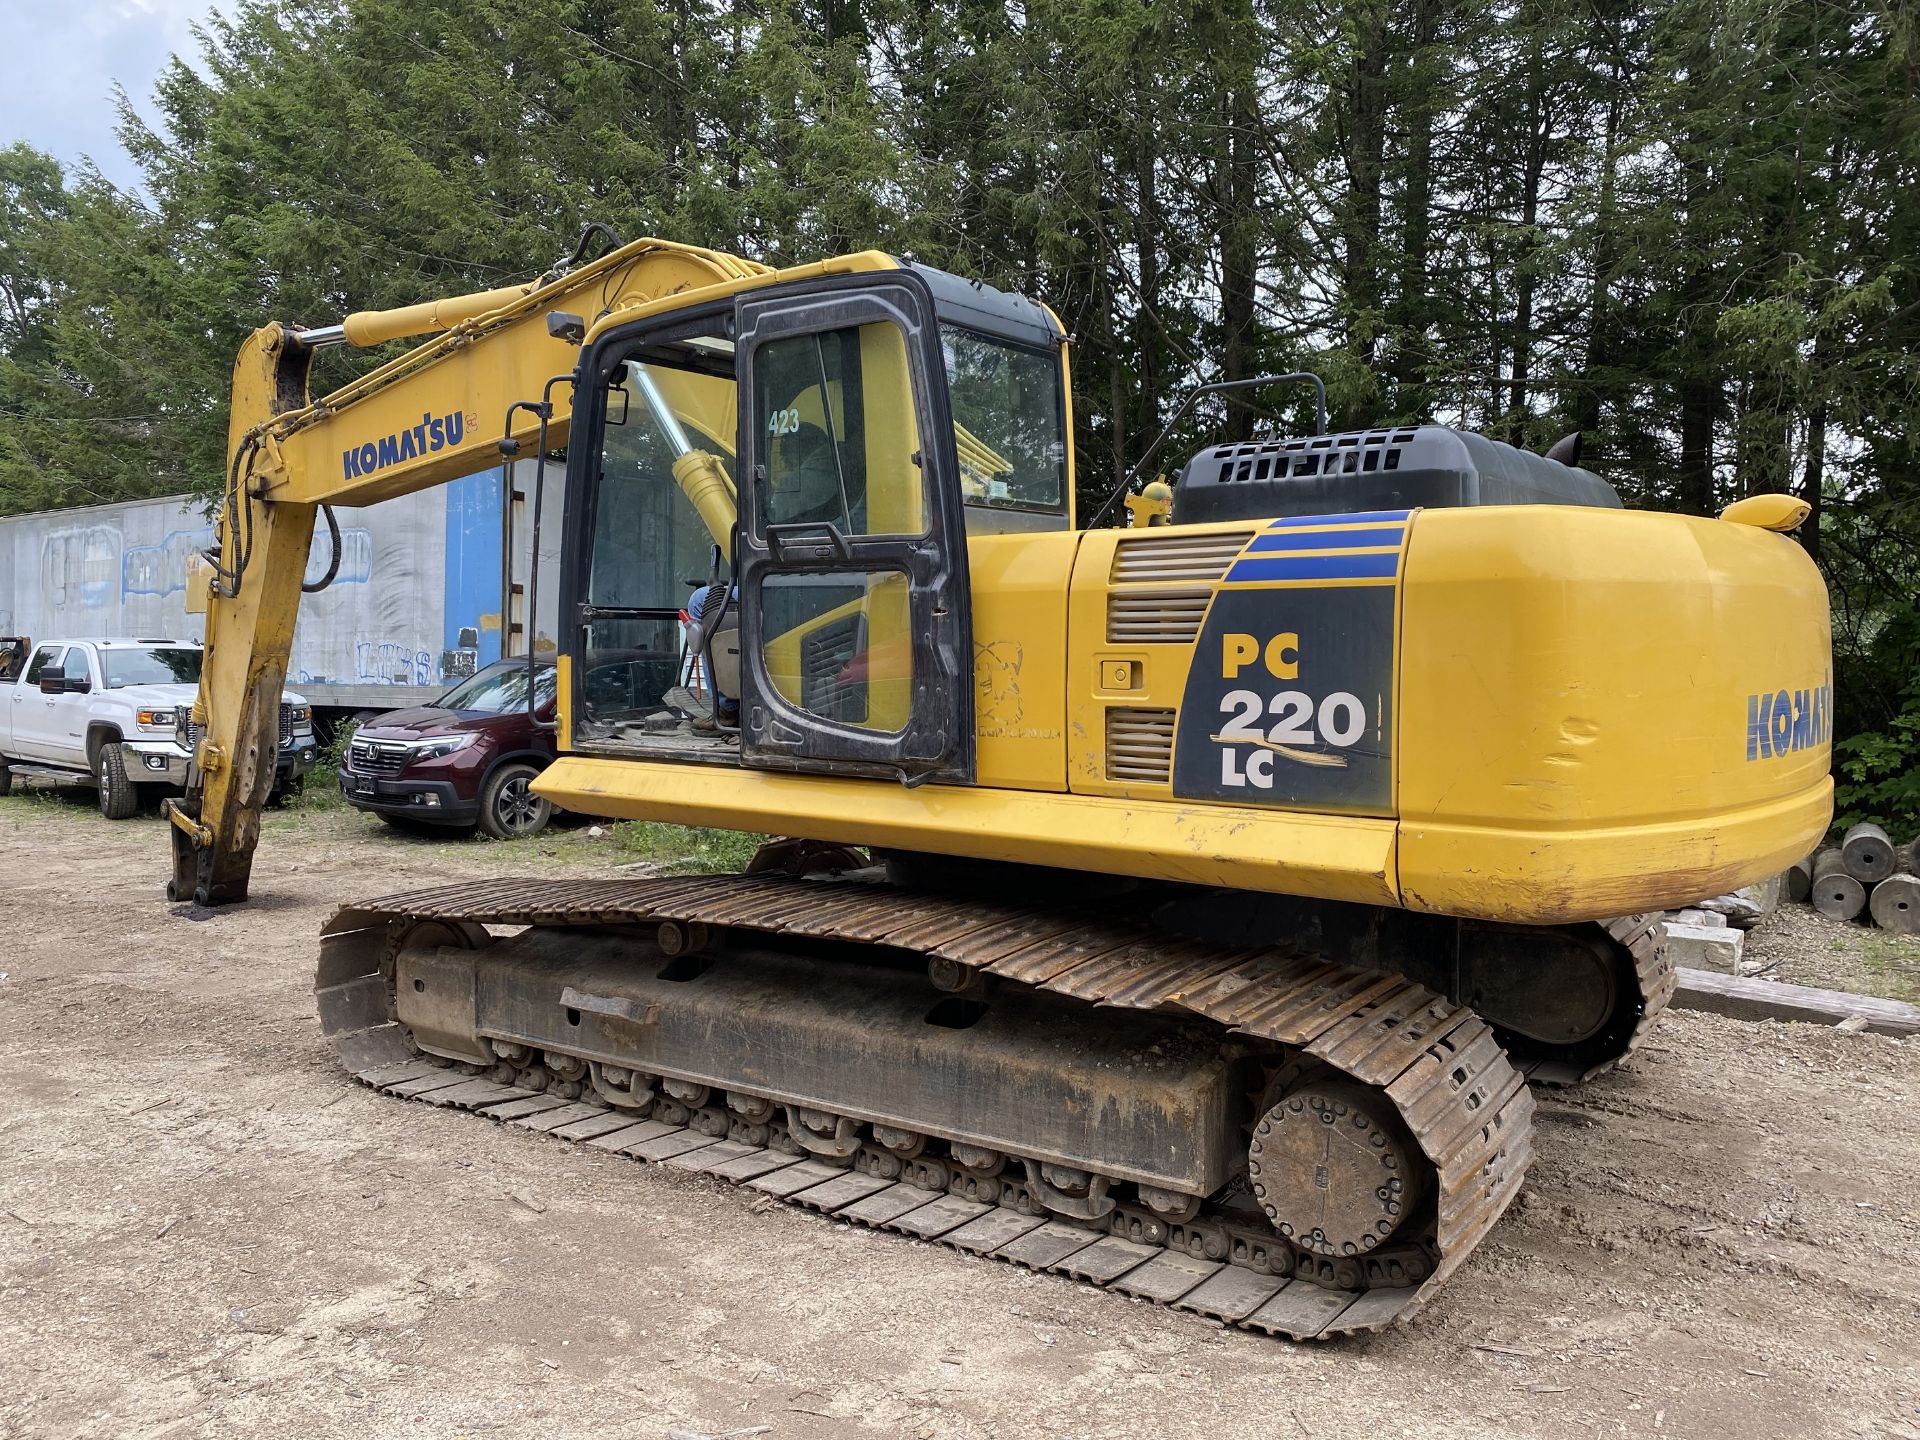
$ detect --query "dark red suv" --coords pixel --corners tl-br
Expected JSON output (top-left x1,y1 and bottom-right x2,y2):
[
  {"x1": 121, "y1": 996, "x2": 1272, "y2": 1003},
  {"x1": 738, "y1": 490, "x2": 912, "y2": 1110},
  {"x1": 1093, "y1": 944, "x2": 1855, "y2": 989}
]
[{"x1": 340, "y1": 659, "x2": 559, "y2": 838}]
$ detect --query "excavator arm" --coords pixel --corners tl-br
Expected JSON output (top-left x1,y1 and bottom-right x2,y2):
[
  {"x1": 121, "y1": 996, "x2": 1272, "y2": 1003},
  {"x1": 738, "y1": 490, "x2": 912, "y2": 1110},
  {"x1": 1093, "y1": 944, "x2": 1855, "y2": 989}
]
[{"x1": 167, "y1": 235, "x2": 773, "y2": 905}]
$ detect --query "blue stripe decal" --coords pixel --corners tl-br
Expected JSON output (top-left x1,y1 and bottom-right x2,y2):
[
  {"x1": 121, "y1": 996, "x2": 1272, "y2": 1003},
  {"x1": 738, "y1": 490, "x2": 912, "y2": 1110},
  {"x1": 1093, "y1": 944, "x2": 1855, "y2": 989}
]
[
  {"x1": 1263, "y1": 509, "x2": 1411, "y2": 528},
  {"x1": 1245, "y1": 526, "x2": 1404, "y2": 553},
  {"x1": 1225, "y1": 552, "x2": 1401, "y2": 583}
]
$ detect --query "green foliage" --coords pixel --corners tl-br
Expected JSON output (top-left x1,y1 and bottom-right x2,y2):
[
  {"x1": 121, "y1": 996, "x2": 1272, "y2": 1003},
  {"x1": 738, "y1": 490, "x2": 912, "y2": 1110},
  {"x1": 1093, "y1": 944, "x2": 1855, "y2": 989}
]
[
  {"x1": 1, "y1": 0, "x2": 1917, "y2": 824},
  {"x1": 607, "y1": 821, "x2": 768, "y2": 874}
]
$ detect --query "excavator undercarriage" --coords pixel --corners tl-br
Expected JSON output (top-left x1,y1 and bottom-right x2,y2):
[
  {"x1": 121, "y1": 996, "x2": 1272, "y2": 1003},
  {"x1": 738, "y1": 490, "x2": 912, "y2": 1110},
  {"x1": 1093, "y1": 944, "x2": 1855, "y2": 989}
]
[{"x1": 318, "y1": 869, "x2": 1671, "y2": 1339}]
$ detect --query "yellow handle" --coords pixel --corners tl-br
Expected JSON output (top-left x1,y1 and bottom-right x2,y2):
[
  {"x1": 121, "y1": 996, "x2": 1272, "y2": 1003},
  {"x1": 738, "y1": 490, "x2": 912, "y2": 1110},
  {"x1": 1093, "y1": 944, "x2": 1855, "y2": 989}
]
[{"x1": 1719, "y1": 493, "x2": 1811, "y2": 532}]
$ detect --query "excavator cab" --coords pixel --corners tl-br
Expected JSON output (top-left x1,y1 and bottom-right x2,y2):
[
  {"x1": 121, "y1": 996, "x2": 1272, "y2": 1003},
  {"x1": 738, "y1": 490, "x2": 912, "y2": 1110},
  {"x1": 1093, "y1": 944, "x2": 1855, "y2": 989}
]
[{"x1": 566, "y1": 267, "x2": 1069, "y2": 785}]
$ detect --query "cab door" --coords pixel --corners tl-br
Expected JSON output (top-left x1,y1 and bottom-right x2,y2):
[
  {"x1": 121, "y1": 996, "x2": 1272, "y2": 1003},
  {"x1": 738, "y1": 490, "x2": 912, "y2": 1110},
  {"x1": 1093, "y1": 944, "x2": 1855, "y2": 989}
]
[
  {"x1": 9, "y1": 644, "x2": 65, "y2": 762},
  {"x1": 47, "y1": 643, "x2": 93, "y2": 760},
  {"x1": 732, "y1": 275, "x2": 973, "y2": 783}
]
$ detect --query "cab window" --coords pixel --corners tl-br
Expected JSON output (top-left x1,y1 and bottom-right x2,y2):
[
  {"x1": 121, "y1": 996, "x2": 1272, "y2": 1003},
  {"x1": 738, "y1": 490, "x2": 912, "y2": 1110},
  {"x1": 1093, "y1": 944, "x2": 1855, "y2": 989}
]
[
  {"x1": 754, "y1": 321, "x2": 927, "y2": 538},
  {"x1": 940, "y1": 326, "x2": 1067, "y2": 514},
  {"x1": 23, "y1": 645, "x2": 60, "y2": 683},
  {"x1": 578, "y1": 321, "x2": 741, "y2": 745}
]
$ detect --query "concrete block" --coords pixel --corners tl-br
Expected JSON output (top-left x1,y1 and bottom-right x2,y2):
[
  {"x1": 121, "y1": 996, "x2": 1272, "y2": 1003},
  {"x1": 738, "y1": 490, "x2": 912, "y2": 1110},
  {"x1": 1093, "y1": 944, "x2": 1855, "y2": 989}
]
[
  {"x1": 1739, "y1": 871, "x2": 1785, "y2": 917},
  {"x1": 1662, "y1": 920, "x2": 1744, "y2": 974},
  {"x1": 1673, "y1": 907, "x2": 1728, "y2": 929}
]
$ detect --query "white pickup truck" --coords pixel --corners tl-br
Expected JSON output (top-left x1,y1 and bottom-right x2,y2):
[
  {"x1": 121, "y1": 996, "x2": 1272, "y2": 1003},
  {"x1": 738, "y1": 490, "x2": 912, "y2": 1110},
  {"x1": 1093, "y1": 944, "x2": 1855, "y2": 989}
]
[{"x1": 0, "y1": 638, "x2": 317, "y2": 818}]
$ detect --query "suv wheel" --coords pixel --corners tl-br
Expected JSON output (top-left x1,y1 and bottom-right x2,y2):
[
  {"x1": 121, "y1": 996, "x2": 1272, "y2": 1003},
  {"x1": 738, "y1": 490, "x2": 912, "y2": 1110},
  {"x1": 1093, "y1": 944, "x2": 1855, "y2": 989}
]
[
  {"x1": 96, "y1": 744, "x2": 139, "y2": 819},
  {"x1": 478, "y1": 762, "x2": 551, "y2": 840}
]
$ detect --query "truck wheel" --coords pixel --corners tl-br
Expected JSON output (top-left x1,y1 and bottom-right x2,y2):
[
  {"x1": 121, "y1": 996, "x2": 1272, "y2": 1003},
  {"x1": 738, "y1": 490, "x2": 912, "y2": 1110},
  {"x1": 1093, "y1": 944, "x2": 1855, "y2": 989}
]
[
  {"x1": 96, "y1": 745, "x2": 139, "y2": 820},
  {"x1": 0, "y1": 759, "x2": 11, "y2": 797},
  {"x1": 478, "y1": 763, "x2": 551, "y2": 840}
]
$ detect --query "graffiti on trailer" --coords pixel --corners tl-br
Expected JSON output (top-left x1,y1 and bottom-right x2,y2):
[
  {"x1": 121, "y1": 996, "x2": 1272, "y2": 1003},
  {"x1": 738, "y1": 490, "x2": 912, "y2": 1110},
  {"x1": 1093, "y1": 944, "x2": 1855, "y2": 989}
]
[
  {"x1": 44, "y1": 526, "x2": 121, "y2": 610},
  {"x1": 120, "y1": 525, "x2": 374, "y2": 599},
  {"x1": 122, "y1": 528, "x2": 216, "y2": 598},
  {"x1": 306, "y1": 527, "x2": 374, "y2": 587},
  {"x1": 354, "y1": 640, "x2": 437, "y2": 685}
]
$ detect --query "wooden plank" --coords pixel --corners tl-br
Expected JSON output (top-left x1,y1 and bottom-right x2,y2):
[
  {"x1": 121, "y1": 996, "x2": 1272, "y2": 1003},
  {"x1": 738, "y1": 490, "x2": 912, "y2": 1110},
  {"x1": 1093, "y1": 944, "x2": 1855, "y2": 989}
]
[{"x1": 1672, "y1": 967, "x2": 1920, "y2": 1036}]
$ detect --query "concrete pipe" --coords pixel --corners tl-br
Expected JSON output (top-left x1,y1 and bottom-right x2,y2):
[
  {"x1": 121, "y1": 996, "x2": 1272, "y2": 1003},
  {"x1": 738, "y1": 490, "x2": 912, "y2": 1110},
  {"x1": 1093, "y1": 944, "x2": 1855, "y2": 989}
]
[
  {"x1": 1786, "y1": 858, "x2": 1814, "y2": 904},
  {"x1": 1841, "y1": 822, "x2": 1896, "y2": 884},
  {"x1": 1810, "y1": 848, "x2": 1867, "y2": 922},
  {"x1": 1869, "y1": 874, "x2": 1920, "y2": 936}
]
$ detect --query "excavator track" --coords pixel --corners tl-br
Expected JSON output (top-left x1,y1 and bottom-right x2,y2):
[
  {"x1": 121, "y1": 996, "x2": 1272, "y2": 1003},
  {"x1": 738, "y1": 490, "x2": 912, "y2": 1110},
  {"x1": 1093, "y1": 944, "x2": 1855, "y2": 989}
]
[
  {"x1": 314, "y1": 876, "x2": 1663, "y2": 1340},
  {"x1": 1521, "y1": 912, "x2": 1675, "y2": 1087}
]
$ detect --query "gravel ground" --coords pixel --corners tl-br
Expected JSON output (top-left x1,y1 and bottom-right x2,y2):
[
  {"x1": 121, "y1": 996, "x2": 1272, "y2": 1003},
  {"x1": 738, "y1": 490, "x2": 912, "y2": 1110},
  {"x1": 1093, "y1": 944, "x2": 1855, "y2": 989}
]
[
  {"x1": 2, "y1": 794, "x2": 1918, "y2": 1440},
  {"x1": 1743, "y1": 900, "x2": 1920, "y2": 1003}
]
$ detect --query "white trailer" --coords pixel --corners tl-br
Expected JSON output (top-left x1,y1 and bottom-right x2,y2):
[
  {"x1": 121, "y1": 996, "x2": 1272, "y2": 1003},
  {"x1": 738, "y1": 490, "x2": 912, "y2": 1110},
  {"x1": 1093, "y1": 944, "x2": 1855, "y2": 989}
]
[{"x1": 0, "y1": 465, "x2": 560, "y2": 728}]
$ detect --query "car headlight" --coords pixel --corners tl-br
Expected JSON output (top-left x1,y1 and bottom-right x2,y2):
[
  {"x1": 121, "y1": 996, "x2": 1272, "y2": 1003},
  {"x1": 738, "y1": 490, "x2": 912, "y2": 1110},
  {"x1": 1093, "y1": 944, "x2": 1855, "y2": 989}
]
[
  {"x1": 410, "y1": 732, "x2": 477, "y2": 761},
  {"x1": 137, "y1": 708, "x2": 177, "y2": 730},
  {"x1": 289, "y1": 704, "x2": 313, "y2": 730}
]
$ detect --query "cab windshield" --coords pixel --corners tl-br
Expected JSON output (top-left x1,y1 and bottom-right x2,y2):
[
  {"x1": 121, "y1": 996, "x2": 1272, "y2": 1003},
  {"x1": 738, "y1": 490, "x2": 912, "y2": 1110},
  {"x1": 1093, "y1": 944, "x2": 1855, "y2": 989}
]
[
  {"x1": 103, "y1": 647, "x2": 203, "y2": 688},
  {"x1": 439, "y1": 660, "x2": 558, "y2": 713}
]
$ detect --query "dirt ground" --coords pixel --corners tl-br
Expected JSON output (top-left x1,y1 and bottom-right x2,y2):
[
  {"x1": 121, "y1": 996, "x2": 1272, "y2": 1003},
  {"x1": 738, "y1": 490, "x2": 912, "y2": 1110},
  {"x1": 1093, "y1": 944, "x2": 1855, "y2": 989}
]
[{"x1": 2, "y1": 794, "x2": 1918, "y2": 1440}]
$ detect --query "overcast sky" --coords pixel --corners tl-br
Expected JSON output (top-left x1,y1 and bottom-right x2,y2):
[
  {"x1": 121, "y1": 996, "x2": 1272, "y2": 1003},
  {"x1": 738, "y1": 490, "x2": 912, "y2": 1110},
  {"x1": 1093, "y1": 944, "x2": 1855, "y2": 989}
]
[{"x1": 2, "y1": 0, "x2": 228, "y2": 191}]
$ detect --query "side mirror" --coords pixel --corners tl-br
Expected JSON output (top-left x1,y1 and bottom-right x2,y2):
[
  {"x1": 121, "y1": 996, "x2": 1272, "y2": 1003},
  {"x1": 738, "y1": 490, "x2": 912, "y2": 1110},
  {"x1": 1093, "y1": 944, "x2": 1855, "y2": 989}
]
[
  {"x1": 65, "y1": 673, "x2": 91, "y2": 695},
  {"x1": 38, "y1": 665, "x2": 65, "y2": 695}
]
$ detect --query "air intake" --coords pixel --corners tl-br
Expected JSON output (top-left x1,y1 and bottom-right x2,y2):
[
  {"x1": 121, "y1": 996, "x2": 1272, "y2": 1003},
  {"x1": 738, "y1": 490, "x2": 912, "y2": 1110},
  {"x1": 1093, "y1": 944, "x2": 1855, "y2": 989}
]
[
  {"x1": 1105, "y1": 707, "x2": 1176, "y2": 784},
  {"x1": 1107, "y1": 588, "x2": 1215, "y2": 645},
  {"x1": 1110, "y1": 529, "x2": 1254, "y2": 584}
]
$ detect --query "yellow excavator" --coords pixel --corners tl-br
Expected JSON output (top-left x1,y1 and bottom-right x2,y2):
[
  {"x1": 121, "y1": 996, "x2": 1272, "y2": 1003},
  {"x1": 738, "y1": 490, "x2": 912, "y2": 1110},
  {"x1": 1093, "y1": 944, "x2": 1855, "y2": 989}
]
[{"x1": 168, "y1": 229, "x2": 1832, "y2": 1339}]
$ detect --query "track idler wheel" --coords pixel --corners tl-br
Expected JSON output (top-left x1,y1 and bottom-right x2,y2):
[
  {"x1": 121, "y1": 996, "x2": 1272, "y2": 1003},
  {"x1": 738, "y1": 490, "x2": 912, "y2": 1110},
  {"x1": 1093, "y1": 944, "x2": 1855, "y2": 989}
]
[{"x1": 1248, "y1": 1080, "x2": 1431, "y2": 1257}]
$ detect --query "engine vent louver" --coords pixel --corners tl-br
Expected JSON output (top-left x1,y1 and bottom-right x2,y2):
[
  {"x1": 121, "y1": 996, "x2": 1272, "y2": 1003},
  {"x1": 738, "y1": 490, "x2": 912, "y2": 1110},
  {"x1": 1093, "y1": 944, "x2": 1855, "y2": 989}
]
[
  {"x1": 1110, "y1": 530, "x2": 1254, "y2": 584},
  {"x1": 1107, "y1": 528, "x2": 1252, "y2": 644},
  {"x1": 1105, "y1": 707, "x2": 1176, "y2": 784},
  {"x1": 1206, "y1": 429, "x2": 1421, "y2": 486},
  {"x1": 1107, "y1": 588, "x2": 1216, "y2": 644}
]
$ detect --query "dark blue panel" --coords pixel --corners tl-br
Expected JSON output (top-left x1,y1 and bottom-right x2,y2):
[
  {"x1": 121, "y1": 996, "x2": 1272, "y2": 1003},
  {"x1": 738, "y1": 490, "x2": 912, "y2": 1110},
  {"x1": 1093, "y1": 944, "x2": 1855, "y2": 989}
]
[
  {"x1": 1225, "y1": 552, "x2": 1401, "y2": 583},
  {"x1": 444, "y1": 468, "x2": 504, "y2": 667},
  {"x1": 1245, "y1": 527, "x2": 1404, "y2": 553}
]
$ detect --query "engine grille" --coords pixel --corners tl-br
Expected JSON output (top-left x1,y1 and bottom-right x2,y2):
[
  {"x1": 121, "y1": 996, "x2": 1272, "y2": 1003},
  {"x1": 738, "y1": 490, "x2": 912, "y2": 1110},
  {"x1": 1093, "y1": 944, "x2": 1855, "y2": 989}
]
[
  {"x1": 1106, "y1": 588, "x2": 1216, "y2": 645},
  {"x1": 1202, "y1": 429, "x2": 1421, "y2": 486},
  {"x1": 1104, "y1": 707, "x2": 1176, "y2": 784},
  {"x1": 347, "y1": 738, "x2": 411, "y2": 775},
  {"x1": 1110, "y1": 529, "x2": 1254, "y2": 584}
]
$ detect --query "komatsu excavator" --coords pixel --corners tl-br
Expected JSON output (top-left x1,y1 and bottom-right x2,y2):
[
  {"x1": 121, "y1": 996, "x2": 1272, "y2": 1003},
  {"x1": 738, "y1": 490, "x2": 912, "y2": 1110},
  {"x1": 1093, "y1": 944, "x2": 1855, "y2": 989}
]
[{"x1": 167, "y1": 231, "x2": 1832, "y2": 1339}]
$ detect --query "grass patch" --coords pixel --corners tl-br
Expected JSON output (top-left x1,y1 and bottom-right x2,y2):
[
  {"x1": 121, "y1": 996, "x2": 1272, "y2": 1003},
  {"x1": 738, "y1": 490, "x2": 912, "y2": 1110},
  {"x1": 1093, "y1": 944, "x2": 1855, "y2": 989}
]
[
  {"x1": 281, "y1": 720, "x2": 356, "y2": 816},
  {"x1": 604, "y1": 820, "x2": 766, "y2": 874},
  {"x1": 1857, "y1": 933, "x2": 1920, "y2": 1004}
]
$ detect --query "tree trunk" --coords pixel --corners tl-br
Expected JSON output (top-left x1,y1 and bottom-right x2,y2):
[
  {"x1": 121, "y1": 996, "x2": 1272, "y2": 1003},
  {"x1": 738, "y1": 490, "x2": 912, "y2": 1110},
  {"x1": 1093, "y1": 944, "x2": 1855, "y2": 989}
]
[
  {"x1": 1217, "y1": 0, "x2": 1259, "y2": 439},
  {"x1": 1342, "y1": 2, "x2": 1390, "y2": 381},
  {"x1": 1575, "y1": 80, "x2": 1624, "y2": 438},
  {"x1": 1133, "y1": 72, "x2": 1162, "y2": 444},
  {"x1": 1391, "y1": 0, "x2": 1437, "y2": 421}
]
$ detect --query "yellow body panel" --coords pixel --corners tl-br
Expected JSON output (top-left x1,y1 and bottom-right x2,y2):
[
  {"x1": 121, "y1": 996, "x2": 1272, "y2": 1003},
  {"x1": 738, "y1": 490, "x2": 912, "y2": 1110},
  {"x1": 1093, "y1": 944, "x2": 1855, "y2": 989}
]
[
  {"x1": 542, "y1": 503, "x2": 1831, "y2": 924},
  {"x1": 1395, "y1": 506, "x2": 1832, "y2": 920},
  {"x1": 967, "y1": 531, "x2": 1076, "y2": 791},
  {"x1": 537, "y1": 756, "x2": 1400, "y2": 905},
  {"x1": 1063, "y1": 521, "x2": 1248, "y2": 799}
]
